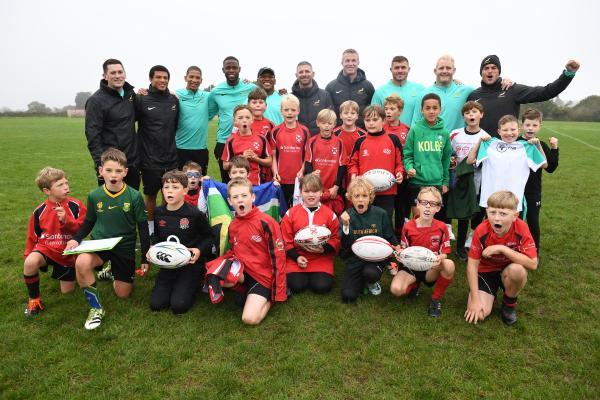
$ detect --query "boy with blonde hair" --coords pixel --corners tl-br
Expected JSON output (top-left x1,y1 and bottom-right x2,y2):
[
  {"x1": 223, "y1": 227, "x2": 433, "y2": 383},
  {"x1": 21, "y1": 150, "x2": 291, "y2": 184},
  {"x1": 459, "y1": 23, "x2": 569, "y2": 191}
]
[
  {"x1": 334, "y1": 100, "x2": 366, "y2": 163},
  {"x1": 23, "y1": 167, "x2": 86, "y2": 316},
  {"x1": 465, "y1": 190, "x2": 538, "y2": 325}
]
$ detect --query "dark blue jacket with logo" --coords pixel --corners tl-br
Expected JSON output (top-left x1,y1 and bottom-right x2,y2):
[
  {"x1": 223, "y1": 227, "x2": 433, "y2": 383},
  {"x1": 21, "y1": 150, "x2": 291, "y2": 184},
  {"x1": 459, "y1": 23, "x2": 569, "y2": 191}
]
[
  {"x1": 292, "y1": 79, "x2": 333, "y2": 136},
  {"x1": 325, "y1": 68, "x2": 375, "y2": 128}
]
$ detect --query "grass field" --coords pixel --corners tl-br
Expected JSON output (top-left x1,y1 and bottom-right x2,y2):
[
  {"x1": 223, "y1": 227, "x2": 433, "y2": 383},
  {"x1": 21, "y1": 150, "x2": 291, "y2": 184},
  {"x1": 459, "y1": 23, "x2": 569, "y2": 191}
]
[{"x1": 0, "y1": 118, "x2": 599, "y2": 400}]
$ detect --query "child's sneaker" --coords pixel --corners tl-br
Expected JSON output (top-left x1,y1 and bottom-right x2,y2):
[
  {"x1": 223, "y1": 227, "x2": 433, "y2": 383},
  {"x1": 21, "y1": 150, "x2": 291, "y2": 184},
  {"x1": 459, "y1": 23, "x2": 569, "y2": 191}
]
[
  {"x1": 455, "y1": 247, "x2": 468, "y2": 261},
  {"x1": 24, "y1": 297, "x2": 44, "y2": 317},
  {"x1": 446, "y1": 224, "x2": 455, "y2": 241},
  {"x1": 428, "y1": 299, "x2": 442, "y2": 317},
  {"x1": 387, "y1": 262, "x2": 399, "y2": 276},
  {"x1": 501, "y1": 304, "x2": 518, "y2": 325},
  {"x1": 366, "y1": 281, "x2": 382, "y2": 296},
  {"x1": 84, "y1": 308, "x2": 105, "y2": 330},
  {"x1": 97, "y1": 263, "x2": 114, "y2": 281}
]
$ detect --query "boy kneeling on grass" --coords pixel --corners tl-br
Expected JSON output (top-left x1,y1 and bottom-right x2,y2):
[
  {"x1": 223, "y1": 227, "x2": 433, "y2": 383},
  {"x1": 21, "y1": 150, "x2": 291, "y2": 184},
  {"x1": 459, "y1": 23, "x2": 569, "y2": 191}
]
[{"x1": 465, "y1": 190, "x2": 538, "y2": 326}]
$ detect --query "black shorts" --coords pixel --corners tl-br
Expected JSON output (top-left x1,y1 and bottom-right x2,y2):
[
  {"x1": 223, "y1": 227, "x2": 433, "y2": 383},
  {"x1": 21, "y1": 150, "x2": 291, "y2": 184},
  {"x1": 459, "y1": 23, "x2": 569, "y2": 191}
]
[
  {"x1": 32, "y1": 250, "x2": 75, "y2": 281},
  {"x1": 398, "y1": 265, "x2": 436, "y2": 287},
  {"x1": 244, "y1": 272, "x2": 271, "y2": 301},
  {"x1": 96, "y1": 250, "x2": 136, "y2": 283},
  {"x1": 141, "y1": 168, "x2": 172, "y2": 195},
  {"x1": 177, "y1": 148, "x2": 209, "y2": 173},
  {"x1": 478, "y1": 270, "x2": 505, "y2": 296}
]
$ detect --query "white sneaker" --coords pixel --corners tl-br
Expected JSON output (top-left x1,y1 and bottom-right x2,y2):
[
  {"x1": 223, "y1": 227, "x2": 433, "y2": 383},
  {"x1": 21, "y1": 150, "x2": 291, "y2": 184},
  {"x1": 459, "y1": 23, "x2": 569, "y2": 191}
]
[
  {"x1": 367, "y1": 281, "x2": 382, "y2": 296},
  {"x1": 97, "y1": 263, "x2": 114, "y2": 281},
  {"x1": 465, "y1": 231, "x2": 474, "y2": 249},
  {"x1": 84, "y1": 308, "x2": 105, "y2": 330},
  {"x1": 446, "y1": 223, "x2": 455, "y2": 241}
]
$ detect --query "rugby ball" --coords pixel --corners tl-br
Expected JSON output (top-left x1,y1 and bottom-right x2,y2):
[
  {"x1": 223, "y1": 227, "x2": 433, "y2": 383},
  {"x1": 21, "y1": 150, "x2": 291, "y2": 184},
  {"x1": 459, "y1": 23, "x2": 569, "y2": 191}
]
[
  {"x1": 362, "y1": 169, "x2": 396, "y2": 192},
  {"x1": 398, "y1": 246, "x2": 438, "y2": 271},
  {"x1": 148, "y1": 235, "x2": 191, "y2": 269},
  {"x1": 294, "y1": 225, "x2": 331, "y2": 246},
  {"x1": 351, "y1": 235, "x2": 394, "y2": 262}
]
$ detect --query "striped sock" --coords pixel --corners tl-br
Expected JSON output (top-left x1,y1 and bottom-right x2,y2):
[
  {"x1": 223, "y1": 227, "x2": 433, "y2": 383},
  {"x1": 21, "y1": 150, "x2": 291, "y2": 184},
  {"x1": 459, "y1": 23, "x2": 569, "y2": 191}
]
[
  {"x1": 503, "y1": 294, "x2": 517, "y2": 308},
  {"x1": 24, "y1": 273, "x2": 40, "y2": 299},
  {"x1": 83, "y1": 282, "x2": 102, "y2": 309}
]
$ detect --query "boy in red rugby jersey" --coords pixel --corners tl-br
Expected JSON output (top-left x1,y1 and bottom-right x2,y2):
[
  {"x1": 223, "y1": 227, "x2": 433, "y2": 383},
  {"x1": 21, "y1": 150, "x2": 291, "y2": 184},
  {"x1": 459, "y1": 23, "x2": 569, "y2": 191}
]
[
  {"x1": 222, "y1": 105, "x2": 272, "y2": 186},
  {"x1": 464, "y1": 190, "x2": 538, "y2": 326},
  {"x1": 23, "y1": 167, "x2": 86, "y2": 316},
  {"x1": 390, "y1": 187, "x2": 455, "y2": 317},
  {"x1": 304, "y1": 109, "x2": 347, "y2": 215},
  {"x1": 248, "y1": 88, "x2": 275, "y2": 182},
  {"x1": 333, "y1": 100, "x2": 366, "y2": 163},
  {"x1": 281, "y1": 174, "x2": 340, "y2": 294},
  {"x1": 270, "y1": 94, "x2": 311, "y2": 206}
]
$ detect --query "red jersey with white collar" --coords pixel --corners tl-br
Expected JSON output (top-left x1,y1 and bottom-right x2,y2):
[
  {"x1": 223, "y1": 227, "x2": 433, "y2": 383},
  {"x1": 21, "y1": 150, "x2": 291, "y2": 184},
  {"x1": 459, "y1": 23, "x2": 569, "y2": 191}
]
[
  {"x1": 400, "y1": 218, "x2": 451, "y2": 255},
  {"x1": 348, "y1": 131, "x2": 405, "y2": 195},
  {"x1": 270, "y1": 123, "x2": 310, "y2": 184},
  {"x1": 334, "y1": 126, "x2": 366, "y2": 162},
  {"x1": 469, "y1": 218, "x2": 537, "y2": 273},
  {"x1": 383, "y1": 122, "x2": 410, "y2": 147},
  {"x1": 222, "y1": 132, "x2": 271, "y2": 185},
  {"x1": 306, "y1": 135, "x2": 346, "y2": 191},
  {"x1": 24, "y1": 197, "x2": 87, "y2": 266},
  {"x1": 280, "y1": 204, "x2": 340, "y2": 275},
  {"x1": 224, "y1": 207, "x2": 287, "y2": 301}
]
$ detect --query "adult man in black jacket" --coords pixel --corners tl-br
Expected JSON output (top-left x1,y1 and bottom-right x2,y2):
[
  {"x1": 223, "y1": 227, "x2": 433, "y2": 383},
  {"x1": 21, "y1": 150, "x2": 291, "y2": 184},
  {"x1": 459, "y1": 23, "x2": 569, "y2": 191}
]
[
  {"x1": 326, "y1": 49, "x2": 374, "y2": 128},
  {"x1": 468, "y1": 55, "x2": 580, "y2": 136},
  {"x1": 136, "y1": 65, "x2": 179, "y2": 225},
  {"x1": 85, "y1": 59, "x2": 140, "y2": 189},
  {"x1": 291, "y1": 61, "x2": 333, "y2": 135}
]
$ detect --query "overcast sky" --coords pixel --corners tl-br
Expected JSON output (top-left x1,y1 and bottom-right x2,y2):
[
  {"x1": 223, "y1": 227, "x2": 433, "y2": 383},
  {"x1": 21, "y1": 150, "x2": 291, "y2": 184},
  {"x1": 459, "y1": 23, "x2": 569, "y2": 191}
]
[{"x1": 2, "y1": 0, "x2": 598, "y2": 110}]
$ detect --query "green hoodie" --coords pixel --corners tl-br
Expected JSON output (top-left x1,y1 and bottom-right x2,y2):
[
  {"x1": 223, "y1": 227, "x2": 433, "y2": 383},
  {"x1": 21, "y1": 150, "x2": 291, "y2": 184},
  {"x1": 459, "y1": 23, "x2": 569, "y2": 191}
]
[{"x1": 403, "y1": 117, "x2": 451, "y2": 186}]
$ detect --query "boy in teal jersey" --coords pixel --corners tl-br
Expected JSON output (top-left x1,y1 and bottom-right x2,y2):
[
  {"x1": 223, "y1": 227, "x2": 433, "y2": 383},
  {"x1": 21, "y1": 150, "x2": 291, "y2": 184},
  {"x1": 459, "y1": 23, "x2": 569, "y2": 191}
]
[
  {"x1": 404, "y1": 93, "x2": 452, "y2": 218},
  {"x1": 176, "y1": 66, "x2": 210, "y2": 174},
  {"x1": 371, "y1": 56, "x2": 424, "y2": 126},
  {"x1": 65, "y1": 148, "x2": 150, "y2": 330},
  {"x1": 208, "y1": 56, "x2": 256, "y2": 183}
]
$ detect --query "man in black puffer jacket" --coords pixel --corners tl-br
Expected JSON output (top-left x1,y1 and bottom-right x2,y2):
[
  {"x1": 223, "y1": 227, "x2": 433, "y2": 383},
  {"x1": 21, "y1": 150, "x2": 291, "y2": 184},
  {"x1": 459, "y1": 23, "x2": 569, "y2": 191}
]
[
  {"x1": 326, "y1": 49, "x2": 374, "y2": 128},
  {"x1": 291, "y1": 61, "x2": 333, "y2": 136}
]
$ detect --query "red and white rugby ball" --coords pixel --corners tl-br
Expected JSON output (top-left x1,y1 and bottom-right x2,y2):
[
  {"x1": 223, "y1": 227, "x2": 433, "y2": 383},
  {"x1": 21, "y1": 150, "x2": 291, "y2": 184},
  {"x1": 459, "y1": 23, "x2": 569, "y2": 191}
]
[
  {"x1": 148, "y1": 235, "x2": 191, "y2": 269},
  {"x1": 362, "y1": 169, "x2": 396, "y2": 192},
  {"x1": 398, "y1": 246, "x2": 438, "y2": 271},
  {"x1": 294, "y1": 225, "x2": 332, "y2": 246},
  {"x1": 351, "y1": 235, "x2": 394, "y2": 262}
]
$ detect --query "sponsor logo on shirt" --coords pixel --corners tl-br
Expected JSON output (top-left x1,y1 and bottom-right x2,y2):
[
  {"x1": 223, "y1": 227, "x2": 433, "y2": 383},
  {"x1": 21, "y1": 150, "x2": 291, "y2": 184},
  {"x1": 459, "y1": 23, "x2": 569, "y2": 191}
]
[
  {"x1": 362, "y1": 149, "x2": 369, "y2": 157},
  {"x1": 171, "y1": 105, "x2": 177, "y2": 111},
  {"x1": 147, "y1": 107, "x2": 156, "y2": 111},
  {"x1": 496, "y1": 143, "x2": 518, "y2": 153},
  {"x1": 498, "y1": 92, "x2": 506, "y2": 98},
  {"x1": 383, "y1": 148, "x2": 391, "y2": 155},
  {"x1": 159, "y1": 219, "x2": 167, "y2": 227},
  {"x1": 357, "y1": 88, "x2": 365, "y2": 94},
  {"x1": 335, "y1": 90, "x2": 343, "y2": 94},
  {"x1": 313, "y1": 100, "x2": 321, "y2": 106},
  {"x1": 250, "y1": 235, "x2": 263, "y2": 243},
  {"x1": 180, "y1": 218, "x2": 189, "y2": 229}
]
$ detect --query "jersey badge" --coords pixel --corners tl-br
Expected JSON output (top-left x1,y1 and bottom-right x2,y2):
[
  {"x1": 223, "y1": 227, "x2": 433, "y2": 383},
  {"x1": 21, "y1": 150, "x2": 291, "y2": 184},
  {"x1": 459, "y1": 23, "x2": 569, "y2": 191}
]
[
  {"x1": 331, "y1": 146, "x2": 338, "y2": 155},
  {"x1": 122, "y1": 202, "x2": 130, "y2": 212},
  {"x1": 295, "y1": 134, "x2": 303, "y2": 143},
  {"x1": 357, "y1": 88, "x2": 365, "y2": 94},
  {"x1": 250, "y1": 235, "x2": 263, "y2": 243},
  {"x1": 97, "y1": 202, "x2": 103, "y2": 212},
  {"x1": 430, "y1": 235, "x2": 441, "y2": 248},
  {"x1": 253, "y1": 141, "x2": 260, "y2": 150},
  {"x1": 383, "y1": 148, "x2": 391, "y2": 155},
  {"x1": 313, "y1": 100, "x2": 321, "y2": 106},
  {"x1": 362, "y1": 149, "x2": 369, "y2": 157},
  {"x1": 275, "y1": 238, "x2": 285, "y2": 250},
  {"x1": 159, "y1": 219, "x2": 167, "y2": 227},
  {"x1": 180, "y1": 218, "x2": 190, "y2": 229}
]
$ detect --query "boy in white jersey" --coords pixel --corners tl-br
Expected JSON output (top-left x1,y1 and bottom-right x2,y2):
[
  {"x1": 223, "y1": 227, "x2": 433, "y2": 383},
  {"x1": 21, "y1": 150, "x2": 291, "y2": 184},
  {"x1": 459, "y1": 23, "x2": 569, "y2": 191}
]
[{"x1": 467, "y1": 115, "x2": 547, "y2": 213}]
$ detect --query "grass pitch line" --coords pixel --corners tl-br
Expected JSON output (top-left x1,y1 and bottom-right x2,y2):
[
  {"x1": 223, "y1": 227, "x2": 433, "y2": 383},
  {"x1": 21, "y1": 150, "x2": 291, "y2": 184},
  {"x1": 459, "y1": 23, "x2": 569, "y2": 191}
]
[{"x1": 545, "y1": 127, "x2": 600, "y2": 151}]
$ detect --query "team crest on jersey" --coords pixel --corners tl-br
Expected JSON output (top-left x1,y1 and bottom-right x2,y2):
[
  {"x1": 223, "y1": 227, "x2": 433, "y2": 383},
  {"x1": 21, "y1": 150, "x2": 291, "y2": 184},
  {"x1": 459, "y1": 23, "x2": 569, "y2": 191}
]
[
  {"x1": 295, "y1": 134, "x2": 303, "y2": 143},
  {"x1": 180, "y1": 218, "x2": 189, "y2": 229},
  {"x1": 253, "y1": 141, "x2": 260, "y2": 150},
  {"x1": 171, "y1": 104, "x2": 177, "y2": 111},
  {"x1": 362, "y1": 149, "x2": 369, "y2": 157},
  {"x1": 250, "y1": 235, "x2": 263, "y2": 243},
  {"x1": 313, "y1": 100, "x2": 321, "y2": 106},
  {"x1": 123, "y1": 202, "x2": 130, "y2": 212},
  {"x1": 159, "y1": 219, "x2": 167, "y2": 227},
  {"x1": 275, "y1": 238, "x2": 284, "y2": 250},
  {"x1": 331, "y1": 147, "x2": 338, "y2": 155},
  {"x1": 431, "y1": 235, "x2": 441, "y2": 247},
  {"x1": 497, "y1": 143, "x2": 508, "y2": 153},
  {"x1": 128, "y1": 95, "x2": 134, "y2": 102},
  {"x1": 97, "y1": 202, "x2": 103, "y2": 212},
  {"x1": 357, "y1": 88, "x2": 365, "y2": 94},
  {"x1": 383, "y1": 148, "x2": 391, "y2": 155}
]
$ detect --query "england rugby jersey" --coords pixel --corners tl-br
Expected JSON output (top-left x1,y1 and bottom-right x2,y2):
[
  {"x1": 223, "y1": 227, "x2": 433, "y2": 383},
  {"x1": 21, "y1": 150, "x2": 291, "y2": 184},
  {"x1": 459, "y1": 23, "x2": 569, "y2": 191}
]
[{"x1": 476, "y1": 138, "x2": 545, "y2": 211}]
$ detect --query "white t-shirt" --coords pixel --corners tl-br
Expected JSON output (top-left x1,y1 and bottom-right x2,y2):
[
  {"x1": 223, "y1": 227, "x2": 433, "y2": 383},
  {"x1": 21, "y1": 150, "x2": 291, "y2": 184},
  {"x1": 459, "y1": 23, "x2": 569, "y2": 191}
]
[
  {"x1": 477, "y1": 138, "x2": 546, "y2": 211},
  {"x1": 450, "y1": 128, "x2": 487, "y2": 193}
]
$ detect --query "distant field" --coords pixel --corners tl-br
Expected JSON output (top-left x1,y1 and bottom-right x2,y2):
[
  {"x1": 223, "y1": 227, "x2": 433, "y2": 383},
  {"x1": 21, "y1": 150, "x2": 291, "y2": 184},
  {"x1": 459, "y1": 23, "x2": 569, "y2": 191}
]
[{"x1": 0, "y1": 117, "x2": 599, "y2": 399}]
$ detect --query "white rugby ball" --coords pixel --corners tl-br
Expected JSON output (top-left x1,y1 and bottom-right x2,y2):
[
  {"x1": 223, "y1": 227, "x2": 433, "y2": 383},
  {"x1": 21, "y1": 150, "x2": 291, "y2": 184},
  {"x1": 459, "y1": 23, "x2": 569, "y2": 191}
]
[
  {"x1": 294, "y1": 225, "x2": 332, "y2": 246},
  {"x1": 148, "y1": 235, "x2": 191, "y2": 269},
  {"x1": 398, "y1": 246, "x2": 438, "y2": 271},
  {"x1": 362, "y1": 169, "x2": 396, "y2": 192},
  {"x1": 351, "y1": 235, "x2": 394, "y2": 262}
]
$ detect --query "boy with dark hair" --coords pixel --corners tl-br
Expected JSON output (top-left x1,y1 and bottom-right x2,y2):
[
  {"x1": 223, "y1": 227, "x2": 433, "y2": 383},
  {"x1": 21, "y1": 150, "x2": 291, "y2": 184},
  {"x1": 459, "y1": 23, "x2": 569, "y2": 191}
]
[
  {"x1": 281, "y1": 173, "x2": 340, "y2": 294},
  {"x1": 465, "y1": 190, "x2": 538, "y2": 325},
  {"x1": 182, "y1": 161, "x2": 202, "y2": 207},
  {"x1": 222, "y1": 105, "x2": 272, "y2": 186},
  {"x1": 205, "y1": 178, "x2": 287, "y2": 325},
  {"x1": 403, "y1": 93, "x2": 452, "y2": 218},
  {"x1": 137, "y1": 65, "x2": 179, "y2": 231},
  {"x1": 248, "y1": 87, "x2": 275, "y2": 182},
  {"x1": 176, "y1": 66, "x2": 210, "y2": 173},
  {"x1": 348, "y1": 105, "x2": 404, "y2": 222},
  {"x1": 390, "y1": 187, "x2": 455, "y2": 317},
  {"x1": 339, "y1": 177, "x2": 400, "y2": 302},
  {"x1": 292, "y1": 61, "x2": 334, "y2": 135},
  {"x1": 304, "y1": 109, "x2": 347, "y2": 215},
  {"x1": 23, "y1": 167, "x2": 86, "y2": 316},
  {"x1": 148, "y1": 170, "x2": 213, "y2": 314},
  {"x1": 65, "y1": 148, "x2": 150, "y2": 330},
  {"x1": 519, "y1": 108, "x2": 559, "y2": 252}
]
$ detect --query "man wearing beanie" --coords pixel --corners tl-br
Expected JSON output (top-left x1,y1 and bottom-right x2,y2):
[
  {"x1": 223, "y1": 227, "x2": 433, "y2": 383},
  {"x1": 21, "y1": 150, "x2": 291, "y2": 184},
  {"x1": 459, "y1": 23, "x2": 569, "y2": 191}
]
[{"x1": 468, "y1": 55, "x2": 580, "y2": 136}]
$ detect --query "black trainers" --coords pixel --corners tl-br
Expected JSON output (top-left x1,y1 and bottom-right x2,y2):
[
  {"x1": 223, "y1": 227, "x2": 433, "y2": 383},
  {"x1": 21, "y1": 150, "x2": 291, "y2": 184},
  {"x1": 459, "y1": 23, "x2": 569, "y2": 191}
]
[
  {"x1": 501, "y1": 304, "x2": 518, "y2": 325},
  {"x1": 428, "y1": 299, "x2": 442, "y2": 317},
  {"x1": 455, "y1": 247, "x2": 468, "y2": 261}
]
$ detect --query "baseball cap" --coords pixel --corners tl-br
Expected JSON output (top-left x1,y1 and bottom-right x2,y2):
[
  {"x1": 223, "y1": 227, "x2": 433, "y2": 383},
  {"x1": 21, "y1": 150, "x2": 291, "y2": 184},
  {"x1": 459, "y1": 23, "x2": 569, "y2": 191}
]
[{"x1": 257, "y1": 67, "x2": 275, "y2": 77}]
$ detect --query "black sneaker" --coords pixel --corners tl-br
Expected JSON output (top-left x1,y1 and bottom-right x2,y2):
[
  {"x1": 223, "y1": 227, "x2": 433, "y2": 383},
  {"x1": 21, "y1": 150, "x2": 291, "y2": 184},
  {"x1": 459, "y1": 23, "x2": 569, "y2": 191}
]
[
  {"x1": 501, "y1": 304, "x2": 518, "y2": 325},
  {"x1": 428, "y1": 299, "x2": 442, "y2": 317},
  {"x1": 455, "y1": 247, "x2": 468, "y2": 261},
  {"x1": 407, "y1": 284, "x2": 420, "y2": 300}
]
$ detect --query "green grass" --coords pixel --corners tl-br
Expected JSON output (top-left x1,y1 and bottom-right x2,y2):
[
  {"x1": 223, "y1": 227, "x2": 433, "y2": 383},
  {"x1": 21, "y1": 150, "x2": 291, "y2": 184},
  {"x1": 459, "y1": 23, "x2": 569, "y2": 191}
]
[{"x1": 0, "y1": 117, "x2": 599, "y2": 399}]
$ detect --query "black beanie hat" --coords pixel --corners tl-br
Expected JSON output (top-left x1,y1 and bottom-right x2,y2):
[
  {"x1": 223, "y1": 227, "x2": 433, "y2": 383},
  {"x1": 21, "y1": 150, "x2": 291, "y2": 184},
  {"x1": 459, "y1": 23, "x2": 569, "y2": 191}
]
[{"x1": 480, "y1": 55, "x2": 501, "y2": 76}]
